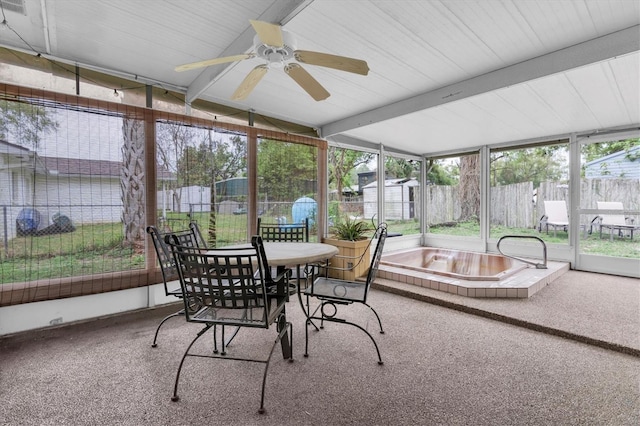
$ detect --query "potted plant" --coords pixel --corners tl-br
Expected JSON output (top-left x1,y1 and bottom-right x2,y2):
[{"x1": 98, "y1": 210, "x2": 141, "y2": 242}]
[{"x1": 322, "y1": 217, "x2": 373, "y2": 280}]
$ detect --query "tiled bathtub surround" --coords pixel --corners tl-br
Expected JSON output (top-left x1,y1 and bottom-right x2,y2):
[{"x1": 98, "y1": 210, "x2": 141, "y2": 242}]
[
  {"x1": 380, "y1": 247, "x2": 529, "y2": 281},
  {"x1": 378, "y1": 250, "x2": 569, "y2": 298}
]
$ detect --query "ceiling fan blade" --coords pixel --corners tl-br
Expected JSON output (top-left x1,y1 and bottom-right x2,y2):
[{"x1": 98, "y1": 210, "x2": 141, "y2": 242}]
[
  {"x1": 285, "y1": 63, "x2": 330, "y2": 101},
  {"x1": 294, "y1": 50, "x2": 369, "y2": 75},
  {"x1": 175, "y1": 54, "x2": 252, "y2": 72},
  {"x1": 250, "y1": 19, "x2": 284, "y2": 47},
  {"x1": 231, "y1": 65, "x2": 268, "y2": 100}
]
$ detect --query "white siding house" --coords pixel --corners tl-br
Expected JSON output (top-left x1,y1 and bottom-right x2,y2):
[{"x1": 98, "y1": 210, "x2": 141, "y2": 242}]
[
  {"x1": 37, "y1": 156, "x2": 123, "y2": 224},
  {"x1": 1, "y1": 140, "x2": 124, "y2": 241},
  {"x1": 363, "y1": 178, "x2": 420, "y2": 220},
  {"x1": 585, "y1": 146, "x2": 640, "y2": 179}
]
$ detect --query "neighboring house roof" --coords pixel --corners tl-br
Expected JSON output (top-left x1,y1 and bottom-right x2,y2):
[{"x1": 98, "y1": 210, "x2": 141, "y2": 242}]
[
  {"x1": 41, "y1": 156, "x2": 122, "y2": 178},
  {"x1": 362, "y1": 178, "x2": 420, "y2": 189},
  {"x1": 0, "y1": 139, "x2": 48, "y2": 173},
  {"x1": 1, "y1": 140, "x2": 175, "y2": 180},
  {"x1": 0, "y1": 139, "x2": 31, "y2": 156},
  {"x1": 328, "y1": 185, "x2": 359, "y2": 195},
  {"x1": 41, "y1": 157, "x2": 176, "y2": 180}
]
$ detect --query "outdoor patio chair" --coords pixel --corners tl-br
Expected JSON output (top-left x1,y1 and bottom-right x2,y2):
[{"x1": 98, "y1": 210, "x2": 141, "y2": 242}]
[
  {"x1": 258, "y1": 217, "x2": 310, "y2": 295},
  {"x1": 539, "y1": 200, "x2": 569, "y2": 237},
  {"x1": 146, "y1": 224, "x2": 204, "y2": 348},
  {"x1": 595, "y1": 201, "x2": 639, "y2": 241},
  {"x1": 300, "y1": 223, "x2": 387, "y2": 364},
  {"x1": 257, "y1": 217, "x2": 309, "y2": 242},
  {"x1": 166, "y1": 234, "x2": 293, "y2": 414},
  {"x1": 189, "y1": 221, "x2": 209, "y2": 248}
]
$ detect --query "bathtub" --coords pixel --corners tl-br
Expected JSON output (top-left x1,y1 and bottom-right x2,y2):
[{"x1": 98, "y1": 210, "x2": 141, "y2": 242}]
[{"x1": 380, "y1": 247, "x2": 527, "y2": 281}]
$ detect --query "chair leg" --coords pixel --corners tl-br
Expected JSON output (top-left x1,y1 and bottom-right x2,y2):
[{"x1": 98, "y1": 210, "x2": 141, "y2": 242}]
[
  {"x1": 258, "y1": 313, "x2": 293, "y2": 414},
  {"x1": 151, "y1": 309, "x2": 184, "y2": 348},
  {"x1": 171, "y1": 323, "x2": 213, "y2": 402},
  {"x1": 277, "y1": 312, "x2": 293, "y2": 361},
  {"x1": 296, "y1": 286, "x2": 320, "y2": 332},
  {"x1": 224, "y1": 326, "x2": 241, "y2": 347},
  {"x1": 212, "y1": 326, "x2": 230, "y2": 355},
  {"x1": 305, "y1": 301, "x2": 384, "y2": 365},
  {"x1": 212, "y1": 325, "x2": 219, "y2": 354},
  {"x1": 363, "y1": 302, "x2": 385, "y2": 334},
  {"x1": 348, "y1": 320, "x2": 384, "y2": 365},
  {"x1": 304, "y1": 317, "x2": 309, "y2": 358},
  {"x1": 306, "y1": 314, "x2": 384, "y2": 365}
]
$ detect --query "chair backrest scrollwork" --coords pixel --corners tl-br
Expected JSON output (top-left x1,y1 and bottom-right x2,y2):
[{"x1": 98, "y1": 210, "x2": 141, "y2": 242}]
[
  {"x1": 257, "y1": 217, "x2": 309, "y2": 242},
  {"x1": 167, "y1": 235, "x2": 272, "y2": 325},
  {"x1": 147, "y1": 225, "x2": 201, "y2": 293}
]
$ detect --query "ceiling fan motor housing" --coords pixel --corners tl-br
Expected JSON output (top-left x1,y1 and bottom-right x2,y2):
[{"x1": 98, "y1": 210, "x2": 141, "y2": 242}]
[{"x1": 253, "y1": 30, "x2": 296, "y2": 67}]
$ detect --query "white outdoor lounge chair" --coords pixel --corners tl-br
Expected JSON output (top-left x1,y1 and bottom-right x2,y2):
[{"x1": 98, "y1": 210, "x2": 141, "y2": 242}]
[
  {"x1": 539, "y1": 200, "x2": 569, "y2": 237},
  {"x1": 596, "y1": 201, "x2": 639, "y2": 241}
]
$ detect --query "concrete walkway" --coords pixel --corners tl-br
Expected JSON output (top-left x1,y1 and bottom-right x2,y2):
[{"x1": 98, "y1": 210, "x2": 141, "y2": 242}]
[{"x1": 375, "y1": 269, "x2": 640, "y2": 356}]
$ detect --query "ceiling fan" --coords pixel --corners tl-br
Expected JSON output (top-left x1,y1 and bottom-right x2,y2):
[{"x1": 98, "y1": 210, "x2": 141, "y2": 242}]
[{"x1": 175, "y1": 20, "x2": 369, "y2": 101}]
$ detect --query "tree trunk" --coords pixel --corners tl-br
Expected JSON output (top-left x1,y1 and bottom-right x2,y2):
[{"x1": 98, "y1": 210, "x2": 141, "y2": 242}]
[
  {"x1": 121, "y1": 118, "x2": 146, "y2": 251},
  {"x1": 208, "y1": 180, "x2": 217, "y2": 248},
  {"x1": 459, "y1": 155, "x2": 480, "y2": 221},
  {"x1": 208, "y1": 135, "x2": 217, "y2": 247}
]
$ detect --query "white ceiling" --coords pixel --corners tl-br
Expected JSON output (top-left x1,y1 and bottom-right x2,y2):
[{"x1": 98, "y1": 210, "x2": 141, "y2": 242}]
[{"x1": 0, "y1": 0, "x2": 638, "y2": 155}]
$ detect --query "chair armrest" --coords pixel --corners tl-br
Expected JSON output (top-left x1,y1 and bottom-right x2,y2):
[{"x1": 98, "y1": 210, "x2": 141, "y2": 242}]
[
  {"x1": 265, "y1": 268, "x2": 292, "y2": 298},
  {"x1": 272, "y1": 268, "x2": 291, "y2": 284},
  {"x1": 308, "y1": 255, "x2": 365, "y2": 278}
]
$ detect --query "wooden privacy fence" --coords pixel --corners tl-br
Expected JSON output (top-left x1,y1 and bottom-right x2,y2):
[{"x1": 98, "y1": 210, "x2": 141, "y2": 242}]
[
  {"x1": 427, "y1": 182, "x2": 533, "y2": 228},
  {"x1": 491, "y1": 182, "x2": 534, "y2": 228},
  {"x1": 426, "y1": 179, "x2": 639, "y2": 228},
  {"x1": 426, "y1": 185, "x2": 460, "y2": 226},
  {"x1": 537, "y1": 179, "x2": 640, "y2": 227}
]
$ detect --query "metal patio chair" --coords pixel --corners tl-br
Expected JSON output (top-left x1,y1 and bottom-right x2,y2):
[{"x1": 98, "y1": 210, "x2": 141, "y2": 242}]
[
  {"x1": 257, "y1": 217, "x2": 309, "y2": 242},
  {"x1": 166, "y1": 234, "x2": 293, "y2": 414},
  {"x1": 299, "y1": 223, "x2": 388, "y2": 364},
  {"x1": 146, "y1": 224, "x2": 204, "y2": 348},
  {"x1": 258, "y1": 217, "x2": 310, "y2": 295}
]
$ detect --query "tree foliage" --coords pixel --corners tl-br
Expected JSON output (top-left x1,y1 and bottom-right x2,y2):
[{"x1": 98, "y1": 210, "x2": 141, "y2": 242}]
[
  {"x1": 328, "y1": 147, "x2": 374, "y2": 201},
  {"x1": 156, "y1": 122, "x2": 194, "y2": 188},
  {"x1": 161, "y1": 123, "x2": 247, "y2": 247},
  {"x1": 0, "y1": 101, "x2": 58, "y2": 148},
  {"x1": 425, "y1": 159, "x2": 457, "y2": 185},
  {"x1": 176, "y1": 134, "x2": 246, "y2": 187},
  {"x1": 581, "y1": 138, "x2": 640, "y2": 163},
  {"x1": 157, "y1": 123, "x2": 246, "y2": 188},
  {"x1": 384, "y1": 157, "x2": 419, "y2": 179},
  {"x1": 258, "y1": 140, "x2": 316, "y2": 202},
  {"x1": 490, "y1": 145, "x2": 567, "y2": 188}
]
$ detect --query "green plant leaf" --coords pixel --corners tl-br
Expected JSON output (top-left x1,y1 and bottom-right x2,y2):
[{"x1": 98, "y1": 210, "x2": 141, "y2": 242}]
[{"x1": 331, "y1": 217, "x2": 372, "y2": 241}]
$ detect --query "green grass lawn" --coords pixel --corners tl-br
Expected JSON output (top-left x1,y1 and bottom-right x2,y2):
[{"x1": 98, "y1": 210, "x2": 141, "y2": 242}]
[
  {"x1": 0, "y1": 213, "x2": 250, "y2": 284},
  {"x1": 429, "y1": 221, "x2": 640, "y2": 258},
  {"x1": 167, "y1": 211, "x2": 249, "y2": 246},
  {"x1": 1, "y1": 216, "x2": 637, "y2": 285}
]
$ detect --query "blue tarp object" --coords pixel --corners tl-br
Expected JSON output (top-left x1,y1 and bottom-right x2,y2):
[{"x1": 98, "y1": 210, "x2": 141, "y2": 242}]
[
  {"x1": 292, "y1": 197, "x2": 316, "y2": 226},
  {"x1": 16, "y1": 208, "x2": 41, "y2": 236}
]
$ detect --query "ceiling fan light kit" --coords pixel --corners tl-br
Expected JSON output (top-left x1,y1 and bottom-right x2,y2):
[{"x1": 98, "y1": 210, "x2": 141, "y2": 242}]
[
  {"x1": 176, "y1": 19, "x2": 369, "y2": 101},
  {"x1": 253, "y1": 31, "x2": 296, "y2": 68}
]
